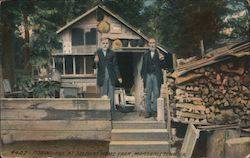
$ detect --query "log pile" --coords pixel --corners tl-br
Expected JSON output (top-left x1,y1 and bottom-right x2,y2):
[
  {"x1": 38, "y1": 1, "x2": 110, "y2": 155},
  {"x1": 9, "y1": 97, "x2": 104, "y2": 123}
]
[
  {"x1": 168, "y1": 77, "x2": 211, "y2": 125},
  {"x1": 168, "y1": 41, "x2": 250, "y2": 131}
]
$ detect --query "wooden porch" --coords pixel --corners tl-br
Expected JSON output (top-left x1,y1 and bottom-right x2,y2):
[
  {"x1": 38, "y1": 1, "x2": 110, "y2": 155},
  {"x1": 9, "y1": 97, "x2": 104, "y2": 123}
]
[
  {"x1": 0, "y1": 97, "x2": 172, "y2": 153},
  {"x1": 0, "y1": 98, "x2": 111, "y2": 143}
]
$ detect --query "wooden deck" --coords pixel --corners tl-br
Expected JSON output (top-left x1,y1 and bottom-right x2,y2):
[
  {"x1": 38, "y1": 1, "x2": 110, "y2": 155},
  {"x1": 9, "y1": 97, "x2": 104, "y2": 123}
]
[
  {"x1": 0, "y1": 98, "x2": 111, "y2": 143},
  {"x1": 1, "y1": 98, "x2": 173, "y2": 153}
]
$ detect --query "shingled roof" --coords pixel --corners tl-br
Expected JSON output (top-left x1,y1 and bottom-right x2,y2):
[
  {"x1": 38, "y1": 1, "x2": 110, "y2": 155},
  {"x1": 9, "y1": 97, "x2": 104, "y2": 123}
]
[{"x1": 172, "y1": 41, "x2": 250, "y2": 78}]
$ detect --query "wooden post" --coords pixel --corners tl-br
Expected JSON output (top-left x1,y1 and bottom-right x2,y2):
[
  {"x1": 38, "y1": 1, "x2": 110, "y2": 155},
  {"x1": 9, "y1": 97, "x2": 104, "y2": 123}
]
[
  {"x1": 1, "y1": 131, "x2": 13, "y2": 144},
  {"x1": 172, "y1": 53, "x2": 177, "y2": 69},
  {"x1": 200, "y1": 40, "x2": 205, "y2": 58},
  {"x1": 157, "y1": 97, "x2": 164, "y2": 121},
  {"x1": 63, "y1": 56, "x2": 65, "y2": 75},
  {"x1": 165, "y1": 81, "x2": 172, "y2": 142}
]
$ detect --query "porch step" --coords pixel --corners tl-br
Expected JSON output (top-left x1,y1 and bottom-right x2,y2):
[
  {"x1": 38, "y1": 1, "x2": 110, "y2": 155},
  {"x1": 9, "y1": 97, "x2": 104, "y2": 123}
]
[
  {"x1": 111, "y1": 129, "x2": 169, "y2": 141},
  {"x1": 112, "y1": 121, "x2": 166, "y2": 129},
  {"x1": 109, "y1": 141, "x2": 170, "y2": 152},
  {"x1": 109, "y1": 120, "x2": 170, "y2": 152}
]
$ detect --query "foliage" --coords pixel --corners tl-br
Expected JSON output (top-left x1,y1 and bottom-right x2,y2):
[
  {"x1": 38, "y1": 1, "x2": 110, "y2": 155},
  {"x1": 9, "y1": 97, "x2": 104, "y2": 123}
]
[
  {"x1": 33, "y1": 81, "x2": 60, "y2": 98},
  {"x1": 221, "y1": 0, "x2": 249, "y2": 40},
  {"x1": 100, "y1": 0, "x2": 145, "y2": 28},
  {"x1": 142, "y1": 0, "x2": 249, "y2": 58},
  {"x1": 1, "y1": 0, "x2": 249, "y2": 86}
]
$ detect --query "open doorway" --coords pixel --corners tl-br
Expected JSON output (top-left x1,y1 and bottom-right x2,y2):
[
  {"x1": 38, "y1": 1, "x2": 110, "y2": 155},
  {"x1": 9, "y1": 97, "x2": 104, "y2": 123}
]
[
  {"x1": 116, "y1": 52, "x2": 134, "y2": 95},
  {"x1": 116, "y1": 51, "x2": 144, "y2": 108}
]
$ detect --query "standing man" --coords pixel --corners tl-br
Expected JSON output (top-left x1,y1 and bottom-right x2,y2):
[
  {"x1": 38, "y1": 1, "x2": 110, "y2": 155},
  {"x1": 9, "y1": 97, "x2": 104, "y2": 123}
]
[
  {"x1": 141, "y1": 38, "x2": 165, "y2": 118},
  {"x1": 94, "y1": 37, "x2": 122, "y2": 111}
]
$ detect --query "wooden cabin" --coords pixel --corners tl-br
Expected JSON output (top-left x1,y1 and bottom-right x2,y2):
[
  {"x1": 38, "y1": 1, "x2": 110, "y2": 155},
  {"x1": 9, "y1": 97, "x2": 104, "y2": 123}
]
[
  {"x1": 1, "y1": 5, "x2": 174, "y2": 153},
  {"x1": 53, "y1": 5, "x2": 173, "y2": 108}
]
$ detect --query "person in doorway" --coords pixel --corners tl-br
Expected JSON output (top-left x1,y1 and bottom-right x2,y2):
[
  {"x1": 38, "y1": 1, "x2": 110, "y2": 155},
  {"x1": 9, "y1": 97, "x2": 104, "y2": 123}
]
[
  {"x1": 141, "y1": 38, "x2": 165, "y2": 118},
  {"x1": 94, "y1": 37, "x2": 122, "y2": 111}
]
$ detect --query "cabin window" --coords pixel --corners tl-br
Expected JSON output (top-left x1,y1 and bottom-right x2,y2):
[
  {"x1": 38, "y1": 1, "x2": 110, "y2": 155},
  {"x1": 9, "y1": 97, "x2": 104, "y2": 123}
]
[
  {"x1": 55, "y1": 57, "x2": 63, "y2": 74},
  {"x1": 54, "y1": 55, "x2": 95, "y2": 76},
  {"x1": 65, "y1": 56, "x2": 73, "y2": 74},
  {"x1": 75, "y1": 56, "x2": 85, "y2": 74},
  {"x1": 86, "y1": 55, "x2": 95, "y2": 74},
  {"x1": 85, "y1": 28, "x2": 97, "y2": 45},
  {"x1": 72, "y1": 28, "x2": 84, "y2": 46}
]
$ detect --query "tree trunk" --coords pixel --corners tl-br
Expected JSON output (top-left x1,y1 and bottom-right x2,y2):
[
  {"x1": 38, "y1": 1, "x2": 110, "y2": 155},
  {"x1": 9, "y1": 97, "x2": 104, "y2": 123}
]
[
  {"x1": 0, "y1": 64, "x2": 4, "y2": 98},
  {"x1": 2, "y1": 7, "x2": 16, "y2": 85},
  {"x1": 24, "y1": 14, "x2": 30, "y2": 69}
]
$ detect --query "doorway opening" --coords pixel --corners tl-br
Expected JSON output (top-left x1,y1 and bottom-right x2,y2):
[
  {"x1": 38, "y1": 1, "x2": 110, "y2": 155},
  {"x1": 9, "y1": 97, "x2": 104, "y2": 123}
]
[{"x1": 116, "y1": 51, "x2": 144, "y2": 107}]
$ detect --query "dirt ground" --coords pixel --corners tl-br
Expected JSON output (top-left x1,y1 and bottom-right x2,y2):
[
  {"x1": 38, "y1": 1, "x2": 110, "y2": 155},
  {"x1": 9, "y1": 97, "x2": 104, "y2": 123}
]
[{"x1": 1, "y1": 140, "x2": 177, "y2": 158}]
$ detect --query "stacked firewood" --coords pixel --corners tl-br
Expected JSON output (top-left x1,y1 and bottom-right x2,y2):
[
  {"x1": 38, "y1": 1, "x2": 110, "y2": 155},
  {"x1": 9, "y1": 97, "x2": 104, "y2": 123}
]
[{"x1": 168, "y1": 57, "x2": 250, "y2": 127}]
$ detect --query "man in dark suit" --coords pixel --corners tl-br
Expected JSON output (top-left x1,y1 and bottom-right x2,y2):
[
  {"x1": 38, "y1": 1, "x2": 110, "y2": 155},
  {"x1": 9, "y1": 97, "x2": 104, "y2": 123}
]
[
  {"x1": 94, "y1": 37, "x2": 122, "y2": 111},
  {"x1": 141, "y1": 38, "x2": 165, "y2": 118}
]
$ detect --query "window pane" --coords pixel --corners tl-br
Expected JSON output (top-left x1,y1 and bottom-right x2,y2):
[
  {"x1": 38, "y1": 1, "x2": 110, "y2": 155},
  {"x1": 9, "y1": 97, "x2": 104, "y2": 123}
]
[
  {"x1": 55, "y1": 57, "x2": 63, "y2": 74},
  {"x1": 86, "y1": 28, "x2": 97, "y2": 45},
  {"x1": 72, "y1": 28, "x2": 84, "y2": 46},
  {"x1": 65, "y1": 56, "x2": 73, "y2": 74},
  {"x1": 76, "y1": 56, "x2": 85, "y2": 74},
  {"x1": 86, "y1": 55, "x2": 94, "y2": 74}
]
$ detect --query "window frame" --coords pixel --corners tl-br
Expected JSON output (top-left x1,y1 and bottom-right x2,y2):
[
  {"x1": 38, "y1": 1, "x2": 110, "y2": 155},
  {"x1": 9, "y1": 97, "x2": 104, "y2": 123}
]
[{"x1": 53, "y1": 55, "x2": 96, "y2": 78}]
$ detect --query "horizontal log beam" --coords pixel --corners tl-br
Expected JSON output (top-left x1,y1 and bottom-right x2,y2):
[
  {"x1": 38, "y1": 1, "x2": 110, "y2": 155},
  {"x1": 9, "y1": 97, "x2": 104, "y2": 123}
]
[
  {"x1": 197, "y1": 124, "x2": 239, "y2": 130},
  {"x1": 175, "y1": 73, "x2": 203, "y2": 85},
  {"x1": 1, "y1": 120, "x2": 111, "y2": 131},
  {"x1": 1, "y1": 109, "x2": 111, "y2": 120},
  {"x1": 176, "y1": 111, "x2": 207, "y2": 119},
  {"x1": 1, "y1": 130, "x2": 111, "y2": 142},
  {"x1": 175, "y1": 96, "x2": 203, "y2": 102},
  {"x1": 172, "y1": 117, "x2": 210, "y2": 125},
  {"x1": 176, "y1": 103, "x2": 206, "y2": 111},
  {"x1": 0, "y1": 98, "x2": 110, "y2": 110}
]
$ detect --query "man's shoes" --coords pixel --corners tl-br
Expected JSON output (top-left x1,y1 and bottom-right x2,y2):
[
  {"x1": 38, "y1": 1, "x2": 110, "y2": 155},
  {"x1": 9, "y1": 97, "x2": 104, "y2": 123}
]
[
  {"x1": 152, "y1": 111, "x2": 157, "y2": 117},
  {"x1": 144, "y1": 112, "x2": 152, "y2": 118}
]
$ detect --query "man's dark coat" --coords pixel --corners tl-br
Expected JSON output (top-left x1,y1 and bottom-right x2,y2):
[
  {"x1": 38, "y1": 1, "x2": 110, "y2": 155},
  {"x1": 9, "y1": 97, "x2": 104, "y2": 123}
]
[
  {"x1": 140, "y1": 50, "x2": 164, "y2": 90},
  {"x1": 96, "y1": 48, "x2": 121, "y2": 86}
]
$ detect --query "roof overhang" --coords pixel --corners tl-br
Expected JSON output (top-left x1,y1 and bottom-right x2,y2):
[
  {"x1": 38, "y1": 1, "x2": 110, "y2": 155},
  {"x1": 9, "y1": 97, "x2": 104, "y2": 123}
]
[{"x1": 56, "y1": 5, "x2": 170, "y2": 54}]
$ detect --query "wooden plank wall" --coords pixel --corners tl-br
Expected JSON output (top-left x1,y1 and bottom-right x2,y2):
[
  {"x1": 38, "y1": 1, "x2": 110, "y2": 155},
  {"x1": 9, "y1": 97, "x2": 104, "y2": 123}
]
[{"x1": 0, "y1": 98, "x2": 111, "y2": 143}]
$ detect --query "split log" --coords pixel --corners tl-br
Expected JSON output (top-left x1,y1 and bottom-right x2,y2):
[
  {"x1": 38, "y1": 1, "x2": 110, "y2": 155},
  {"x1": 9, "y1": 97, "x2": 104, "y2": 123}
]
[
  {"x1": 220, "y1": 64, "x2": 245, "y2": 75},
  {"x1": 175, "y1": 73, "x2": 203, "y2": 85},
  {"x1": 175, "y1": 103, "x2": 206, "y2": 111},
  {"x1": 176, "y1": 111, "x2": 207, "y2": 119},
  {"x1": 175, "y1": 96, "x2": 203, "y2": 102}
]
